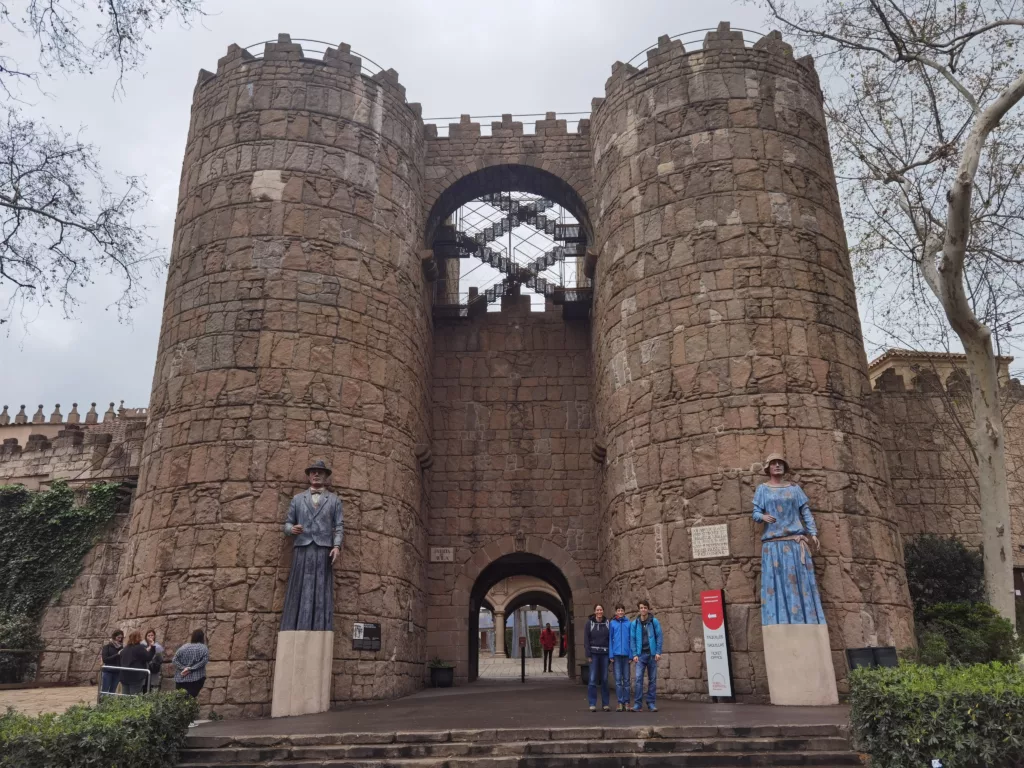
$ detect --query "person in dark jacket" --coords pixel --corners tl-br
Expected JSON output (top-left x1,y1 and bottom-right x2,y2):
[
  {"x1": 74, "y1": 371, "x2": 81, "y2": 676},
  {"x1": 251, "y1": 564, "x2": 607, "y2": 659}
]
[
  {"x1": 118, "y1": 630, "x2": 155, "y2": 695},
  {"x1": 99, "y1": 629, "x2": 124, "y2": 694},
  {"x1": 608, "y1": 604, "x2": 632, "y2": 711},
  {"x1": 583, "y1": 604, "x2": 611, "y2": 712}
]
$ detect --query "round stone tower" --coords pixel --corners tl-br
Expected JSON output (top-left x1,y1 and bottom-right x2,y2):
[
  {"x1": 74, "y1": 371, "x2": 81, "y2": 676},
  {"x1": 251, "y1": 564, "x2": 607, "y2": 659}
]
[
  {"x1": 590, "y1": 25, "x2": 914, "y2": 698},
  {"x1": 119, "y1": 36, "x2": 430, "y2": 715}
]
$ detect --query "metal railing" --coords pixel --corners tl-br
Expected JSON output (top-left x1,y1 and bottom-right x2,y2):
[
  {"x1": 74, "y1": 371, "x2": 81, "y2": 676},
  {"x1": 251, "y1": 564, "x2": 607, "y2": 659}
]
[
  {"x1": 626, "y1": 28, "x2": 767, "y2": 69},
  {"x1": 97, "y1": 665, "x2": 154, "y2": 703},
  {"x1": 243, "y1": 38, "x2": 386, "y2": 77}
]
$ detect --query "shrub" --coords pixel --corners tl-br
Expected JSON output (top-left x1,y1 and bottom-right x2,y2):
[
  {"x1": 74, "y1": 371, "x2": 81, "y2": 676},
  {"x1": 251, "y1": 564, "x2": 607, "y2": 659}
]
[
  {"x1": 850, "y1": 662, "x2": 1024, "y2": 768},
  {"x1": 0, "y1": 690, "x2": 199, "y2": 768},
  {"x1": 904, "y1": 534, "x2": 985, "y2": 613},
  {"x1": 915, "y1": 602, "x2": 1024, "y2": 665}
]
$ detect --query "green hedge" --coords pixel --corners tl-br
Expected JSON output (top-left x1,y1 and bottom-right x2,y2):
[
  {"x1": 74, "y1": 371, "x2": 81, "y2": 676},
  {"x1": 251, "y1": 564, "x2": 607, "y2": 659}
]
[
  {"x1": 850, "y1": 662, "x2": 1024, "y2": 768},
  {"x1": 0, "y1": 690, "x2": 199, "y2": 768}
]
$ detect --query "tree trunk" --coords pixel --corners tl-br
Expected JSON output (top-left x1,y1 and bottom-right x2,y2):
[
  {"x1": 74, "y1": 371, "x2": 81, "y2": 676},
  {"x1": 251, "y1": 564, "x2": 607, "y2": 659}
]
[{"x1": 964, "y1": 334, "x2": 1016, "y2": 627}]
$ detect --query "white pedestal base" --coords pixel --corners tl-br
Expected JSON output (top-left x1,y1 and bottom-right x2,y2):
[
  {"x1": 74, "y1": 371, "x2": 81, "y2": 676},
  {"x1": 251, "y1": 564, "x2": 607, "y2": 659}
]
[
  {"x1": 271, "y1": 630, "x2": 333, "y2": 718},
  {"x1": 763, "y1": 623, "x2": 839, "y2": 706}
]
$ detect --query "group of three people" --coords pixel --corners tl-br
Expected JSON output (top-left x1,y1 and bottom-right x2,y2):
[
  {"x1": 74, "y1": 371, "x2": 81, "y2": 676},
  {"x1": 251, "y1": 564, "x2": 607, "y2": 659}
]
[
  {"x1": 583, "y1": 599, "x2": 662, "y2": 712},
  {"x1": 100, "y1": 628, "x2": 209, "y2": 698}
]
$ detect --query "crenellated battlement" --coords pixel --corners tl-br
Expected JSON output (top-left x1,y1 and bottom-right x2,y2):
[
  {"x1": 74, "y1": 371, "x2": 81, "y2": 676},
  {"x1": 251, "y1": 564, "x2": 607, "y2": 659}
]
[
  {"x1": 194, "y1": 34, "x2": 421, "y2": 117},
  {"x1": 598, "y1": 23, "x2": 820, "y2": 107}
]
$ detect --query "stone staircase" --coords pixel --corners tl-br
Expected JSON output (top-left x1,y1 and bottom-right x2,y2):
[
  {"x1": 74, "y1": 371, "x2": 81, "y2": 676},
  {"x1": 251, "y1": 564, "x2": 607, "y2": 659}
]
[{"x1": 178, "y1": 723, "x2": 865, "y2": 767}]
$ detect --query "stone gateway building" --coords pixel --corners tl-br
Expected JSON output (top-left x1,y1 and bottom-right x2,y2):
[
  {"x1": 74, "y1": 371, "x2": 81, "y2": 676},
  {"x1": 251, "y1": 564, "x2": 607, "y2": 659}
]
[{"x1": 3, "y1": 24, "x2": 1024, "y2": 716}]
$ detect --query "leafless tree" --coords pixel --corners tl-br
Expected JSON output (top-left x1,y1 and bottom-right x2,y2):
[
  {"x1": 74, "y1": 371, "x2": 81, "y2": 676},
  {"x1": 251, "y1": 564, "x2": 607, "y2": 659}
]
[
  {"x1": 759, "y1": 0, "x2": 1024, "y2": 625},
  {"x1": 0, "y1": 1, "x2": 203, "y2": 325}
]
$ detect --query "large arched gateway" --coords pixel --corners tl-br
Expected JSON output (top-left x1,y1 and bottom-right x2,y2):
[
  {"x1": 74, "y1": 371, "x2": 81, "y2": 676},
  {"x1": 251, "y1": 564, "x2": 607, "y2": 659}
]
[{"x1": 113, "y1": 26, "x2": 914, "y2": 715}]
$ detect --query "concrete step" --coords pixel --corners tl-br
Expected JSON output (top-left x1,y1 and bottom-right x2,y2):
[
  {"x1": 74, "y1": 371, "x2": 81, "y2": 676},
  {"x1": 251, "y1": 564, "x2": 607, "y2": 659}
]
[
  {"x1": 177, "y1": 724, "x2": 864, "y2": 767},
  {"x1": 178, "y1": 754, "x2": 865, "y2": 768},
  {"x1": 178, "y1": 736, "x2": 855, "y2": 763}
]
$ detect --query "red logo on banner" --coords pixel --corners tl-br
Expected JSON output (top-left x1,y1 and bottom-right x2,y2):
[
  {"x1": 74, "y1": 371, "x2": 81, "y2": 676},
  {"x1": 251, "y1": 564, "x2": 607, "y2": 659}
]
[{"x1": 701, "y1": 590, "x2": 724, "y2": 631}]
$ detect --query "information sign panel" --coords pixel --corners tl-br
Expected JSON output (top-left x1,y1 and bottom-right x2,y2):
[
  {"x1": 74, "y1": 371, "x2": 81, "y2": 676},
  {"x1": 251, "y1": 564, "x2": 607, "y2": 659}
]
[
  {"x1": 691, "y1": 524, "x2": 730, "y2": 559},
  {"x1": 700, "y1": 590, "x2": 733, "y2": 697},
  {"x1": 352, "y1": 621, "x2": 382, "y2": 651}
]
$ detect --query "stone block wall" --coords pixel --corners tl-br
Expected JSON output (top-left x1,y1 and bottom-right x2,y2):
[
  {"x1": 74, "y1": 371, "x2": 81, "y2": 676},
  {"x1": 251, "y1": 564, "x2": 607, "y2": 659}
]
[
  {"x1": 589, "y1": 26, "x2": 914, "y2": 699},
  {"x1": 427, "y1": 294, "x2": 598, "y2": 682},
  {"x1": 118, "y1": 37, "x2": 431, "y2": 716},
  {"x1": 875, "y1": 382, "x2": 1024, "y2": 568},
  {"x1": 0, "y1": 416, "x2": 144, "y2": 685}
]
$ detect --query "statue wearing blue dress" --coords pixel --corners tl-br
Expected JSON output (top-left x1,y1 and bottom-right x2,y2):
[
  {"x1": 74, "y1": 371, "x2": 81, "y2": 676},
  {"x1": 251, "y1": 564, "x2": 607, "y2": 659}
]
[{"x1": 752, "y1": 454, "x2": 826, "y2": 626}]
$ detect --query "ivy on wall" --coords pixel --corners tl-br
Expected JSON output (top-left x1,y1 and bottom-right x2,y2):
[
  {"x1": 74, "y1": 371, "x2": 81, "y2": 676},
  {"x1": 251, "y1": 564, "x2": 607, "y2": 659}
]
[{"x1": 0, "y1": 480, "x2": 123, "y2": 644}]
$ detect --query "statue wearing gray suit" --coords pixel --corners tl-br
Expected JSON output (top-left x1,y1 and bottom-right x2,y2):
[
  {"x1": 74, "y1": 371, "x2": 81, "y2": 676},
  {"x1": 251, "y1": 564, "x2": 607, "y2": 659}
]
[{"x1": 280, "y1": 460, "x2": 343, "y2": 632}]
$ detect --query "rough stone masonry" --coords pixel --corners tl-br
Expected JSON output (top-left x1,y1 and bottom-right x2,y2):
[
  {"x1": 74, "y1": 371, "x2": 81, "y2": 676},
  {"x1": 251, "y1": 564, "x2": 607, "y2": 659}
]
[{"x1": 4, "y1": 23, "x2": 1024, "y2": 717}]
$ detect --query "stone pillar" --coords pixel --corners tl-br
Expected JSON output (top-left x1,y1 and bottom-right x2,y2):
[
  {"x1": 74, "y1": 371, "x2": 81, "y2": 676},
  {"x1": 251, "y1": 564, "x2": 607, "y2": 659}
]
[
  {"x1": 120, "y1": 36, "x2": 431, "y2": 716},
  {"x1": 494, "y1": 610, "x2": 506, "y2": 656},
  {"x1": 590, "y1": 26, "x2": 913, "y2": 700}
]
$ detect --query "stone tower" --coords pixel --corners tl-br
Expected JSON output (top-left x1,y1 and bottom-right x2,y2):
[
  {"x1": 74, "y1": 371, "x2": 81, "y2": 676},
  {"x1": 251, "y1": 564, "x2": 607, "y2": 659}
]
[
  {"x1": 118, "y1": 36, "x2": 431, "y2": 716},
  {"x1": 590, "y1": 26, "x2": 914, "y2": 697}
]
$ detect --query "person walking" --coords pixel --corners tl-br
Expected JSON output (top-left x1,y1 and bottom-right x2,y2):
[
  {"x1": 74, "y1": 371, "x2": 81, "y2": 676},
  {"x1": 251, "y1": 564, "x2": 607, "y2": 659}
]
[
  {"x1": 144, "y1": 629, "x2": 164, "y2": 693},
  {"x1": 172, "y1": 629, "x2": 209, "y2": 699},
  {"x1": 584, "y1": 604, "x2": 611, "y2": 712},
  {"x1": 118, "y1": 631, "x2": 156, "y2": 695},
  {"x1": 630, "y1": 599, "x2": 663, "y2": 712},
  {"x1": 608, "y1": 604, "x2": 632, "y2": 711},
  {"x1": 99, "y1": 629, "x2": 124, "y2": 695},
  {"x1": 539, "y1": 623, "x2": 557, "y2": 672}
]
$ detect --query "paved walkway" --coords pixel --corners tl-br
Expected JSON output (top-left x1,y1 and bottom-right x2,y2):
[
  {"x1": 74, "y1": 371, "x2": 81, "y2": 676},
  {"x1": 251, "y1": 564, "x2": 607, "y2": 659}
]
[
  {"x1": 191, "y1": 678, "x2": 850, "y2": 737},
  {"x1": 0, "y1": 685, "x2": 95, "y2": 716},
  {"x1": 478, "y1": 655, "x2": 568, "y2": 679}
]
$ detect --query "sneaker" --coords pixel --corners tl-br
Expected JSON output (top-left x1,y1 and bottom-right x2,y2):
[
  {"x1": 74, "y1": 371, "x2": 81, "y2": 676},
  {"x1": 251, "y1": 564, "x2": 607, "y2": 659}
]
[
  {"x1": 631, "y1": 706, "x2": 642, "y2": 712},
  {"x1": 602, "y1": 706, "x2": 611, "y2": 712},
  {"x1": 589, "y1": 706, "x2": 597, "y2": 712},
  {"x1": 616, "y1": 704, "x2": 624, "y2": 712},
  {"x1": 648, "y1": 705, "x2": 658, "y2": 712}
]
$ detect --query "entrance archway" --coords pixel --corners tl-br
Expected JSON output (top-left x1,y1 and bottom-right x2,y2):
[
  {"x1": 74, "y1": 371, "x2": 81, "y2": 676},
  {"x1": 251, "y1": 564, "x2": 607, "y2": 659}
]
[{"x1": 468, "y1": 553, "x2": 575, "y2": 682}]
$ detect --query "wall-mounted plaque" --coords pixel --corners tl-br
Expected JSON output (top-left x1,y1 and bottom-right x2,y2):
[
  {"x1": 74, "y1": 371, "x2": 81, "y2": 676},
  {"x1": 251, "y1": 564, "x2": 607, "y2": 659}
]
[
  {"x1": 691, "y1": 524, "x2": 730, "y2": 559},
  {"x1": 352, "y1": 622, "x2": 382, "y2": 651},
  {"x1": 430, "y1": 547, "x2": 454, "y2": 563}
]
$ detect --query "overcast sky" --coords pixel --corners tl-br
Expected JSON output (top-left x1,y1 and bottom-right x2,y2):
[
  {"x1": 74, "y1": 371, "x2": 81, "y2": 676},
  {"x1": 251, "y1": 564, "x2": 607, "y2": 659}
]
[{"x1": 0, "y1": 0, "x2": 905, "y2": 412}]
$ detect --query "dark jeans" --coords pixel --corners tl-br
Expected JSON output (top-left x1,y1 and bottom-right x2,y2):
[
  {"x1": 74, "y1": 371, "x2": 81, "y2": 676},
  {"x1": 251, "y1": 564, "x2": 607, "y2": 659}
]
[
  {"x1": 613, "y1": 655, "x2": 631, "y2": 705},
  {"x1": 634, "y1": 653, "x2": 658, "y2": 709},
  {"x1": 542, "y1": 649, "x2": 553, "y2": 671},
  {"x1": 587, "y1": 653, "x2": 609, "y2": 708},
  {"x1": 176, "y1": 678, "x2": 206, "y2": 698},
  {"x1": 101, "y1": 670, "x2": 119, "y2": 694}
]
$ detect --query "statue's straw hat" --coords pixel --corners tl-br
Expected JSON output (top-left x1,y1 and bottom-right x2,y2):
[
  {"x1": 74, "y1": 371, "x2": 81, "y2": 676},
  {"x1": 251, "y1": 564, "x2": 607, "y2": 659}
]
[
  {"x1": 305, "y1": 459, "x2": 332, "y2": 476},
  {"x1": 763, "y1": 453, "x2": 789, "y2": 475}
]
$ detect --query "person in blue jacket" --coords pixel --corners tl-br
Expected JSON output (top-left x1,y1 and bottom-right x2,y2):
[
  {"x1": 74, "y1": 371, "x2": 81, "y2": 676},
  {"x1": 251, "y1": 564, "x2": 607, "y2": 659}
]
[
  {"x1": 608, "y1": 604, "x2": 632, "y2": 711},
  {"x1": 630, "y1": 599, "x2": 663, "y2": 712}
]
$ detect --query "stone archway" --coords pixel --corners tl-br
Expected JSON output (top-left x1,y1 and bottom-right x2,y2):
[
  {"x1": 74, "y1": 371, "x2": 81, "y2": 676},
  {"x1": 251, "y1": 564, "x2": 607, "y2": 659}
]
[{"x1": 453, "y1": 534, "x2": 596, "y2": 683}]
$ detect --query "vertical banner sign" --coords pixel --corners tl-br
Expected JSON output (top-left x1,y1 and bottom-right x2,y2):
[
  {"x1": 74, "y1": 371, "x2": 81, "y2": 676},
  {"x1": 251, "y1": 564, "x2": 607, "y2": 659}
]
[{"x1": 701, "y1": 590, "x2": 733, "y2": 697}]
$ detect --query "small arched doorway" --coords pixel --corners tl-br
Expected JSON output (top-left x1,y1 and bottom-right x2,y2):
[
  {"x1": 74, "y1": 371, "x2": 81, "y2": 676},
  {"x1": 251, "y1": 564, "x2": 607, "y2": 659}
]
[{"x1": 468, "y1": 552, "x2": 575, "y2": 682}]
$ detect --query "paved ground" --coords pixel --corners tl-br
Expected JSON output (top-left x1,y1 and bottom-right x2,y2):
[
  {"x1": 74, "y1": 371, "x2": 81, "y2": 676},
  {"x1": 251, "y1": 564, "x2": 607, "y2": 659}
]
[
  {"x1": 0, "y1": 685, "x2": 96, "y2": 716},
  {"x1": 191, "y1": 679, "x2": 850, "y2": 737},
  {"x1": 478, "y1": 655, "x2": 568, "y2": 679}
]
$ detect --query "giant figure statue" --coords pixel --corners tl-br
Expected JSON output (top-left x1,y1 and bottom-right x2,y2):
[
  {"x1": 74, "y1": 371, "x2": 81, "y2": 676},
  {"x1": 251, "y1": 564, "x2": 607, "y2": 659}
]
[
  {"x1": 271, "y1": 459, "x2": 343, "y2": 717},
  {"x1": 280, "y1": 460, "x2": 343, "y2": 631},
  {"x1": 752, "y1": 454, "x2": 838, "y2": 705}
]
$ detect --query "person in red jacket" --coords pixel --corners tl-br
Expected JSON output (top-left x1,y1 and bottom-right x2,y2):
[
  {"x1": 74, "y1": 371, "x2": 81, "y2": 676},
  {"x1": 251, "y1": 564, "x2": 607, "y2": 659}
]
[{"x1": 539, "y1": 623, "x2": 557, "y2": 672}]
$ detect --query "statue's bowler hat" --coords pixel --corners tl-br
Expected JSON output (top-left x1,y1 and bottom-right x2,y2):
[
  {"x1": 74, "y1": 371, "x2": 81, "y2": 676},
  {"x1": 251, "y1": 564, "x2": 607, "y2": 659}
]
[{"x1": 305, "y1": 459, "x2": 332, "y2": 476}]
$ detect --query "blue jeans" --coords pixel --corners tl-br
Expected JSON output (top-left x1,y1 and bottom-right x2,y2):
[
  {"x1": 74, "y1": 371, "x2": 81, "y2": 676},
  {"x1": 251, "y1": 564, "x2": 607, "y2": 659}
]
[
  {"x1": 587, "y1": 653, "x2": 609, "y2": 707},
  {"x1": 101, "y1": 670, "x2": 119, "y2": 694},
  {"x1": 612, "y1": 656, "x2": 631, "y2": 705},
  {"x1": 633, "y1": 653, "x2": 657, "y2": 708}
]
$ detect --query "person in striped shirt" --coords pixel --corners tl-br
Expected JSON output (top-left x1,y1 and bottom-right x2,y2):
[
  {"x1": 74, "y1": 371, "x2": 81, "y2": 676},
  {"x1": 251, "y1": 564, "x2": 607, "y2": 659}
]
[{"x1": 172, "y1": 629, "x2": 209, "y2": 698}]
